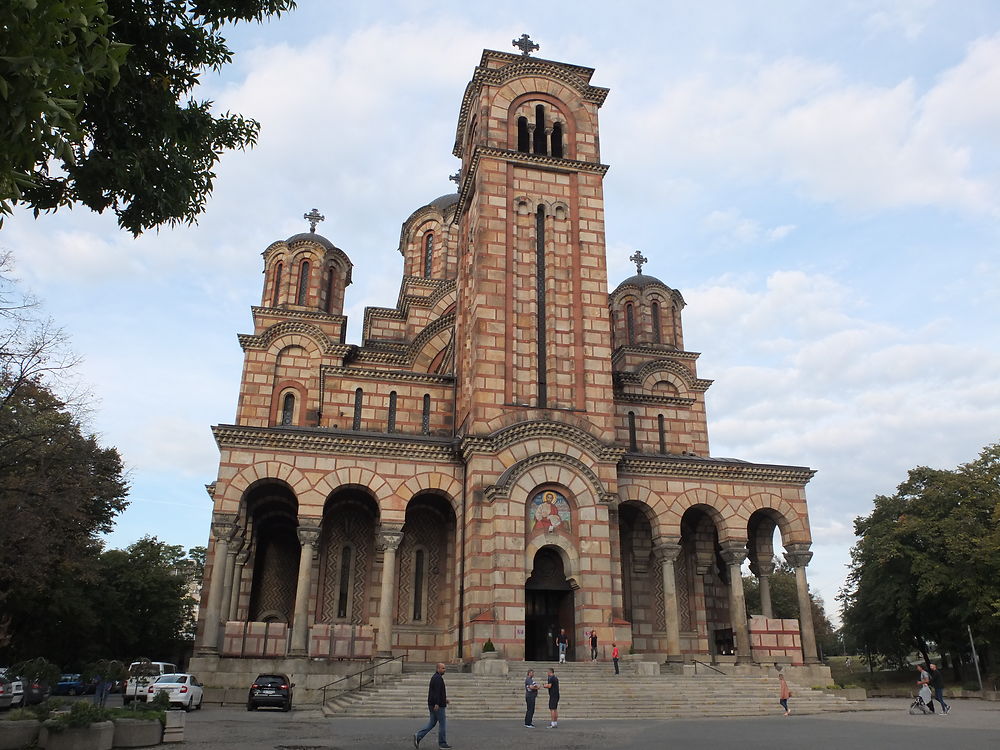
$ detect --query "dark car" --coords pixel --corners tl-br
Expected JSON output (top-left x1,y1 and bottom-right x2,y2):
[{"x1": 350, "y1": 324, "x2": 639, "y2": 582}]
[
  {"x1": 52, "y1": 674, "x2": 86, "y2": 696},
  {"x1": 246, "y1": 673, "x2": 293, "y2": 711},
  {"x1": 22, "y1": 678, "x2": 50, "y2": 705}
]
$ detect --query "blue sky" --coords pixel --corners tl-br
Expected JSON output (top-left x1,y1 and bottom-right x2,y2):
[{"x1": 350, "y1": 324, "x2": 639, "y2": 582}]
[{"x1": 3, "y1": 1, "x2": 999, "y2": 622}]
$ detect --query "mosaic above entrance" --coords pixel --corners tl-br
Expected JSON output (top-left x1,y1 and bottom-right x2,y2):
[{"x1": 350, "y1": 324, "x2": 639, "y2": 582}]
[{"x1": 530, "y1": 489, "x2": 571, "y2": 533}]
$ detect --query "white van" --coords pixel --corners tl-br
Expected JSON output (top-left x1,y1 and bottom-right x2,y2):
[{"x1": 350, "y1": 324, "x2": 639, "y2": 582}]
[{"x1": 123, "y1": 661, "x2": 177, "y2": 705}]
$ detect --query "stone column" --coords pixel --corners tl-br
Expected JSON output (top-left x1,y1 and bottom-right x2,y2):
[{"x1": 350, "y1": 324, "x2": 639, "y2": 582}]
[
  {"x1": 752, "y1": 560, "x2": 775, "y2": 618},
  {"x1": 606, "y1": 505, "x2": 626, "y2": 620},
  {"x1": 228, "y1": 548, "x2": 250, "y2": 621},
  {"x1": 199, "y1": 513, "x2": 237, "y2": 654},
  {"x1": 289, "y1": 524, "x2": 321, "y2": 656},
  {"x1": 653, "y1": 540, "x2": 683, "y2": 662},
  {"x1": 219, "y1": 538, "x2": 240, "y2": 626},
  {"x1": 376, "y1": 527, "x2": 404, "y2": 655},
  {"x1": 719, "y1": 543, "x2": 752, "y2": 663},
  {"x1": 785, "y1": 544, "x2": 819, "y2": 664}
]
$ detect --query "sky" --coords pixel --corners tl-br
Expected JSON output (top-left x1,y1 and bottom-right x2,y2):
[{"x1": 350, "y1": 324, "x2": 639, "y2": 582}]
[{"x1": 3, "y1": 0, "x2": 999, "y2": 624}]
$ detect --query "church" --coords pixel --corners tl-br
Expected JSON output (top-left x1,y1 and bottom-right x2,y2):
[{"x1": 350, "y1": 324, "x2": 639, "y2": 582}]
[{"x1": 192, "y1": 38, "x2": 822, "y2": 686}]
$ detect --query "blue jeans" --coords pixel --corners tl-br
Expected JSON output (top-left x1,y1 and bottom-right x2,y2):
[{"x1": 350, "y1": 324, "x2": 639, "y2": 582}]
[
  {"x1": 416, "y1": 706, "x2": 447, "y2": 746},
  {"x1": 934, "y1": 688, "x2": 949, "y2": 712}
]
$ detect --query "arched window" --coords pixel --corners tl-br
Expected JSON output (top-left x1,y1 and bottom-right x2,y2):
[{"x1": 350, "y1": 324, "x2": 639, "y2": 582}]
[
  {"x1": 324, "y1": 267, "x2": 335, "y2": 313},
  {"x1": 337, "y1": 545, "x2": 353, "y2": 619},
  {"x1": 423, "y1": 233, "x2": 433, "y2": 278},
  {"x1": 658, "y1": 414, "x2": 666, "y2": 454},
  {"x1": 517, "y1": 116, "x2": 530, "y2": 153},
  {"x1": 412, "y1": 548, "x2": 426, "y2": 621},
  {"x1": 271, "y1": 263, "x2": 282, "y2": 307},
  {"x1": 551, "y1": 122, "x2": 563, "y2": 158},
  {"x1": 297, "y1": 261, "x2": 310, "y2": 305},
  {"x1": 628, "y1": 411, "x2": 637, "y2": 452},
  {"x1": 533, "y1": 104, "x2": 548, "y2": 155},
  {"x1": 387, "y1": 391, "x2": 397, "y2": 433},
  {"x1": 421, "y1": 393, "x2": 431, "y2": 435},
  {"x1": 281, "y1": 393, "x2": 295, "y2": 426},
  {"x1": 651, "y1": 301, "x2": 662, "y2": 343},
  {"x1": 352, "y1": 388, "x2": 363, "y2": 431},
  {"x1": 625, "y1": 303, "x2": 636, "y2": 345}
]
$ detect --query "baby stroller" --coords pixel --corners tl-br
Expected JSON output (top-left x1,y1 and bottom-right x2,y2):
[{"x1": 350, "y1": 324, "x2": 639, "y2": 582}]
[{"x1": 908, "y1": 685, "x2": 933, "y2": 714}]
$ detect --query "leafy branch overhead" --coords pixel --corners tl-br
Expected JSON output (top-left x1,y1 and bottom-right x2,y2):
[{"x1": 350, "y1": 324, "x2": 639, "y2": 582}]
[{"x1": 0, "y1": 0, "x2": 296, "y2": 235}]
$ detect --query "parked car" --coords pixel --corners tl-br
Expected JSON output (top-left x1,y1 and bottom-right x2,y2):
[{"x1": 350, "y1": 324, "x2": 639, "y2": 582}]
[
  {"x1": 246, "y1": 673, "x2": 293, "y2": 712},
  {"x1": 145, "y1": 673, "x2": 204, "y2": 711},
  {"x1": 52, "y1": 674, "x2": 87, "y2": 696},
  {"x1": 124, "y1": 661, "x2": 177, "y2": 706},
  {"x1": 22, "y1": 677, "x2": 50, "y2": 705},
  {"x1": 0, "y1": 669, "x2": 23, "y2": 708},
  {"x1": 0, "y1": 673, "x2": 13, "y2": 710}
]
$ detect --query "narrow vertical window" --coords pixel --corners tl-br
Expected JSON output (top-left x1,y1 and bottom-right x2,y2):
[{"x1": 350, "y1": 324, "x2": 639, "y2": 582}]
[
  {"x1": 337, "y1": 546, "x2": 352, "y2": 619},
  {"x1": 387, "y1": 391, "x2": 397, "y2": 433},
  {"x1": 658, "y1": 414, "x2": 666, "y2": 454},
  {"x1": 651, "y1": 301, "x2": 662, "y2": 343},
  {"x1": 413, "y1": 549, "x2": 425, "y2": 621},
  {"x1": 628, "y1": 411, "x2": 637, "y2": 452},
  {"x1": 352, "y1": 388, "x2": 363, "y2": 431},
  {"x1": 297, "y1": 261, "x2": 310, "y2": 305},
  {"x1": 533, "y1": 104, "x2": 547, "y2": 155},
  {"x1": 551, "y1": 122, "x2": 563, "y2": 158},
  {"x1": 325, "y1": 267, "x2": 335, "y2": 313},
  {"x1": 626, "y1": 303, "x2": 636, "y2": 345},
  {"x1": 281, "y1": 393, "x2": 295, "y2": 426},
  {"x1": 536, "y1": 205, "x2": 547, "y2": 407},
  {"x1": 271, "y1": 263, "x2": 282, "y2": 307},
  {"x1": 517, "y1": 116, "x2": 530, "y2": 153},
  {"x1": 423, "y1": 233, "x2": 433, "y2": 277},
  {"x1": 422, "y1": 393, "x2": 431, "y2": 435}
]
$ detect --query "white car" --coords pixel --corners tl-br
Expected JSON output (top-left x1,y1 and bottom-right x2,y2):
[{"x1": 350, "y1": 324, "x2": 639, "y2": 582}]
[
  {"x1": 145, "y1": 673, "x2": 204, "y2": 711},
  {"x1": 0, "y1": 669, "x2": 24, "y2": 708}
]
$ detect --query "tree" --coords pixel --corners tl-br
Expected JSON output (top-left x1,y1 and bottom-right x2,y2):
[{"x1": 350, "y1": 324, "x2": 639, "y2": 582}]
[
  {"x1": 1, "y1": 0, "x2": 296, "y2": 235},
  {"x1": 838, "y1": 444, "x2": 1000, "y2": 670},
  {"x1": 743, "y1": 562, "x2": 837, "y2": 656}
]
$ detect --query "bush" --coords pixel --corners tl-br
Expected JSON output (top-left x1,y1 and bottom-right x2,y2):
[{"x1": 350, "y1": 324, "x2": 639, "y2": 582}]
[
  {"x1": 107, "y1": 707, "x2": 167, "y2": 726},
  {"x1": 482, "y1": 639, "x2": 496, "y2": 653},
  {"x1": 44, "y1": 701, "x2": 112, "y2": 732},
  {"x1": 148, "y1": 691, "x2": 171, "y2": 711}
]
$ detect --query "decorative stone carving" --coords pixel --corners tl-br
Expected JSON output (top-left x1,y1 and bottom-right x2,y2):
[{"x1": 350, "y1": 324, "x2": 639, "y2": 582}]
[
  {"x1": 211, "y1": 513, "x2": 238, "y2": 541},
  {"x1": 378, "y1": 528, "x2": 404, "y2": 552},
  {"x1": 784, "y1": 543, "x2": 813, "y2": 568},
  {"x1": 653, "y1": 541, "x2": 682, "y2": 563},
  {"x1": 297, "y1": 525, "x2": 322, "y2": 547},
  {"x1": 718, "y1": 543, "x2": 748, "y2": 568}
]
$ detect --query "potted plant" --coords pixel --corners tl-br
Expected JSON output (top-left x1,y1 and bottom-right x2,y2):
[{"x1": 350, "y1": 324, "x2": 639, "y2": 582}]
[
  {"x1": 481, "y1": 639, "x2": 499, "y2": 659},
  {"x1": 0, "y1": 707, "x2": 43, "y2": 750},
  {"x1": 38, "y1": 701, "x2": 114, "y2": 750},
  {"x1": 109, "y1": 693, "x2": 167, "y2": 748}
]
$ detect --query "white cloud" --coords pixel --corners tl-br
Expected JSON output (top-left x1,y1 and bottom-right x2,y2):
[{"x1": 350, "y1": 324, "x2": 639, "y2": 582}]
[
  {"x1": 703, "y1": 209, "x2": 796, "y2": 247},
  {"x1": 864, "y1": 0, "x2": 935, "y2": 41}
]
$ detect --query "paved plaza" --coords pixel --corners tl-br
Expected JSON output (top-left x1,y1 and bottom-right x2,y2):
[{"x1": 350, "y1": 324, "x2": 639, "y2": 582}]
[{"x1": 176, "y1": 699, "x2": 1000, "y2": 749}]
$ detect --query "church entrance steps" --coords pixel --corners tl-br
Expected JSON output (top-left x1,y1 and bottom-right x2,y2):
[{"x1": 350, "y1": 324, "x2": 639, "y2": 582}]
[{"x1": 322, "y1": 665, "x2": 867, "y2": 719}]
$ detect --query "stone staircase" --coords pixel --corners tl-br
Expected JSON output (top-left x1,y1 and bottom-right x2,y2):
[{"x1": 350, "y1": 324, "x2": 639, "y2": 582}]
[{"x1": 322, "y1": 661, "x2": 858, "y2": 719}]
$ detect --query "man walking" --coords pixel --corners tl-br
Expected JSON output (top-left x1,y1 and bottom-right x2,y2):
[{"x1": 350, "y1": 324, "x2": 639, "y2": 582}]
[
  {"x1": 916, "y1": 664, "x2": 934, "y2": 713},
  {"x1": 590, "y1": 630, "x2": 598, "y2": 662},
  {"x1": 611, "y1": 643, "x2": 620, "y2": 675},
  {"x1": 555, "y1": 628, "x2": 569, "y2": 663},
  {"x1": 414, "y1": 663, "x2": 451, "y2": 749},
  {"x1": 524, "y1": 668, "x2": 539, "y2": 727},
  {"x1": 929, "y1": 663, "x2": 950, "y2": 714},
  {"x1": 543, "y1": 667, "x2": 560, "y2": 728}
]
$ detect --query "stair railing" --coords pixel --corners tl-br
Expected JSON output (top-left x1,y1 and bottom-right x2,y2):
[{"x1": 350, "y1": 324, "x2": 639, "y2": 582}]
[
  {"x1": 320, "y1": 654, "x2": 407, "y2": 705},
  {"x1": 692, "y1": 659, "x2": 726, "y2": 676}
]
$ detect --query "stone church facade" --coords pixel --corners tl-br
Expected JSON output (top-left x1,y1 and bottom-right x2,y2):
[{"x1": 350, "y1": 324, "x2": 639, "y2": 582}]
[{"x1": 193, "y1": 44, "x2": 821, "y2": 679}]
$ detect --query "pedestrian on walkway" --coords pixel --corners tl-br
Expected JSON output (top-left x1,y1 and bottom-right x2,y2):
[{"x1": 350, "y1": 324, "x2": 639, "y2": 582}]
[
  {"x1": 916, "y1": 664, "x2": 935, "y2": 713},
  {"x1": 611, "y1": 643, "x2": 620, "y2": 675},
  {"x1": 543, "y1": 667, "x2": 560, "y2": 728},
  {"x1": 929, "y1": 663, "x2": 951, "y2": 714},
  {"x1": 555, "y1": 628, "x2": 569, "y2": 663},
  {"x1": 413, "y1": 663, "x2": 451, "y2": 749},
  {"x1": 778, "y1": 672, "x2": 791, "y2": 716},
  {"x1": 590, "y1": 630, "x2": 598, "y2": 661},
  {"x1": 524, "y1": 669, "x2": 539, "y2": 727}
]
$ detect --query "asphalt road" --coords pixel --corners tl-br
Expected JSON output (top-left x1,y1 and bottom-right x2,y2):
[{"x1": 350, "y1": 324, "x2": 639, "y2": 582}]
[{"x1": 172, "y1": 699, "x2": 1000, "y2": 750}]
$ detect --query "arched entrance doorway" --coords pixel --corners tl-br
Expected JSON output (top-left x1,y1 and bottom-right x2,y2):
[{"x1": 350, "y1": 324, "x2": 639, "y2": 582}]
[{"x1": 525, "y1": 547, "x2": 574, "y2": 661}]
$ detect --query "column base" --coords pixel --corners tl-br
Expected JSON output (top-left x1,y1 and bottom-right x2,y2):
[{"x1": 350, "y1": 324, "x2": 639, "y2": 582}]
[
  {"x1": 288, "y1": 648, "x2": 307, "y2": 657},
  {"x1": 195, "y1": 646, "x2": 218, "y2": 657}
]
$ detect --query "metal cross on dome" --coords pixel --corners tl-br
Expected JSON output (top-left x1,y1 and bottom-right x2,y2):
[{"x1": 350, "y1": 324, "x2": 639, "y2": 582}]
[
  {"x1": 513, "y1": 33, "x2": 540, "y2": 56},
  {"x1": 630, "y1": 250, "x2": 648, "y2": 274},
  {"x1": 304, "y1": 208, "x2": 325, "y2": 233}
]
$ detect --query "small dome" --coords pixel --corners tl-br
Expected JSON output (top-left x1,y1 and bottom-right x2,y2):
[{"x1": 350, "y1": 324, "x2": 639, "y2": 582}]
[
  {"x1": 428, "y1": 193, "x2": 459, "y2": 210},
  {"x1": 285, "y1": 232, "x2": 339, "y2": 251},
  {"x1": 614, "y1": 273, "x2": 669, "y2": 291}
]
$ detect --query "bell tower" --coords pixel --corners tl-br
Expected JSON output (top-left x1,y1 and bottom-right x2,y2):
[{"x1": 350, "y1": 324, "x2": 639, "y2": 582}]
[{"x1": 451, "y1": 39, "x2": 616, "y2": 439}]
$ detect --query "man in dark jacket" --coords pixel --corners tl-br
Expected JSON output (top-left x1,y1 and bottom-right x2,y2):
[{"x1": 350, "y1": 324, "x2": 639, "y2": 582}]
[
  {"x1": 929, "y1": 663, "x2": 950, "y2": 714},
  {"x1": 414, "y1": 663, "x2": 451, "y2": 748}
]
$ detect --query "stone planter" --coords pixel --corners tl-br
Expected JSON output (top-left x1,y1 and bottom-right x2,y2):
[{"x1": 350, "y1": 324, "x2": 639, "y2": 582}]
[
  {"x1": 0, "y1": 719, "x2": 41, "y2": 750},
  {"x1": 112, "y1": 718, "x2": 162, "y2": 748},
  {"x1": 161, "y1": 711, "x2": 185, "y2": 744},
  {"x1": 480, "y1": 651, "x2": 500, "y2": 660},
  {"x1": 40, "y1": 720, "x2": 114, "y2": 750}
]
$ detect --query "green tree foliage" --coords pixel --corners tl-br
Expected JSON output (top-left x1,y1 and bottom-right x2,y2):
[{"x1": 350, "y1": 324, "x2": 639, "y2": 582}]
[
  {"x1": 1, "y1": 0, "x2": 296, "y2": 235},
  {"x1": 839, "y1": 444, "x2": 1000, "y2": 668},
  {"x1": 742, "y1": 562, "x2": 837, "y2": 656}
]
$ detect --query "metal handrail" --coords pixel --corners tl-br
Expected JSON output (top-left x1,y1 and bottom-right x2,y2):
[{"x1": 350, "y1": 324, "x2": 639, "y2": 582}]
[
  {"x1": 319, "y1": 654, "x2": 407, "y2": 705},
  {"x1": 692, "y1": 659, "x2": 726, "y2": 676}
]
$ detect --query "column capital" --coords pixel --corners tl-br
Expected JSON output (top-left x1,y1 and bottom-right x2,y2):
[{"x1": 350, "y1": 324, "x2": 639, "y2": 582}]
[
  {"x1": 750, "y1": 560, "x2": 775, "y2": 577},
  {"x1": 211, "y1": 512, "x2": 238, "y2": 541},
  {"x1": 653, "y1": 541, "x2": 682, "y2": 563},
  {"x1": 378, "y1": 527, "x2": 404, "y2": 552},
  {"x1": 784, "y1": 543, "x2": 813, "y2": 568},
  {"x1": 297, "y1": 524, "x2": 322, "y2": 546},
  {"x1": 718, "y1": 542, "x2": 748, "y2": 567}
]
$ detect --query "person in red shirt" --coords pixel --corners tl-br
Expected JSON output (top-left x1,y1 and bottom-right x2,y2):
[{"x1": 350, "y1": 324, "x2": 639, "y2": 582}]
[{"x1": 611, "y1": 643, "x2": 620, "y2": 675}]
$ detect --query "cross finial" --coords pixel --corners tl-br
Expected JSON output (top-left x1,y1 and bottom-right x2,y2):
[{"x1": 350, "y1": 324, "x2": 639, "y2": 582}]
[
  {"x1": 303, "y1": 208, "x2": 325, "y2": 233},
  {"x1": 629, "y1": 250, "x2": 648, "y2": 274},
  {"x1": 449, "y1": 171, "x2": 461, "y2": 186},
  {"x1": 512, "y1": 33, "x2": 540, "y2": 57}
]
